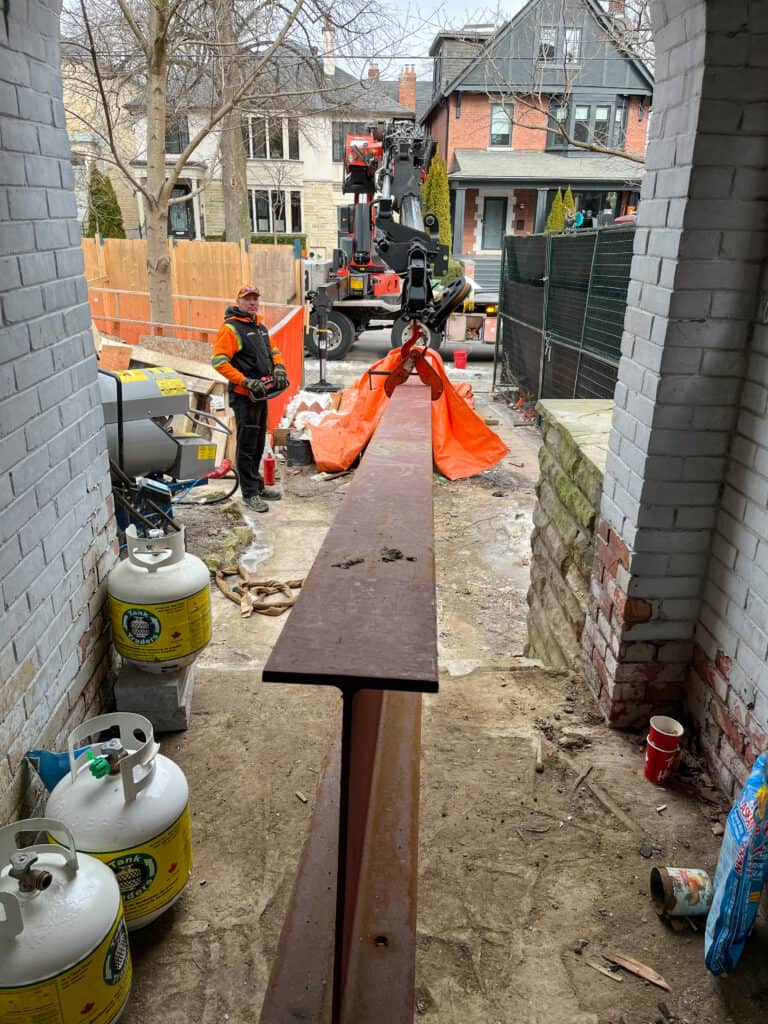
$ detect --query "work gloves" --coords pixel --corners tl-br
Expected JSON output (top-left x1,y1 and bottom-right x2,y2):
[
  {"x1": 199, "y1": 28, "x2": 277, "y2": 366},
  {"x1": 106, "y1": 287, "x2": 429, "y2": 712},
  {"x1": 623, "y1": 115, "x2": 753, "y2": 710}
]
[
  {"x1": 273, "y1": 365, "x2": 289, "y2": 389},
  {"x1": 242, "y1": 377, "x2": 268, "y2": 400}
]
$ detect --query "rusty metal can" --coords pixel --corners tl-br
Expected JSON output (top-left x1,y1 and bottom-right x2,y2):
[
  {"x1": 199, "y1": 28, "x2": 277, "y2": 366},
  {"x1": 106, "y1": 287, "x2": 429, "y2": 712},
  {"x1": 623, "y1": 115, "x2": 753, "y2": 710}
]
[{"x1": 650, "y1": 866, "x2": 713, "y2": 917}]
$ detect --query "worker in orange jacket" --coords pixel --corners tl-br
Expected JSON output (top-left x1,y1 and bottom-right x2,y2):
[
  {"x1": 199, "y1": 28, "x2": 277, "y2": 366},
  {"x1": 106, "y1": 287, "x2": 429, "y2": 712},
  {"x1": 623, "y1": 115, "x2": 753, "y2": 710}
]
[{"x1": 212, "y1": 286, "x2": 288, "y2": 513}]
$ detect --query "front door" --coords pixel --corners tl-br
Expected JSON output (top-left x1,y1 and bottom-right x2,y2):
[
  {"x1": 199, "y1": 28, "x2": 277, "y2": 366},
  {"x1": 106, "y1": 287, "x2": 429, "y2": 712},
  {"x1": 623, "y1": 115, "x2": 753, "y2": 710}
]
[
  {"x1": 481, "y1": 196, "x2": 507, "y2": 250},
  {"x1": 168, "y1": 185, "x2": 194, "y2": 238}
]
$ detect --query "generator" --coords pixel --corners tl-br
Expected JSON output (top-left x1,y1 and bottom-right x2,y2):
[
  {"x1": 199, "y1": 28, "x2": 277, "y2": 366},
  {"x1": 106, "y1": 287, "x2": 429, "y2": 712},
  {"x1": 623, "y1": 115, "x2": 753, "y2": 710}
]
[{"x1": 99, "y1": 367, "x2": 234, "y2": 533}]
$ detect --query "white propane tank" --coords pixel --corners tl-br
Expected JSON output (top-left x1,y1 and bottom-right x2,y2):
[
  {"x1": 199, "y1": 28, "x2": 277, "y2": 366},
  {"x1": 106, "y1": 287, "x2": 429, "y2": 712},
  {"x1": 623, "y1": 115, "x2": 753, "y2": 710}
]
[
  {"x1": 0, "y1": 818, "x2": 131, "y2": 1024},
  {"x1": 108, "y1": 524, "x2": 211, "y2": 673},
  {"x1": 46, "y1": 713, "x2": 192, "y2": 931}
]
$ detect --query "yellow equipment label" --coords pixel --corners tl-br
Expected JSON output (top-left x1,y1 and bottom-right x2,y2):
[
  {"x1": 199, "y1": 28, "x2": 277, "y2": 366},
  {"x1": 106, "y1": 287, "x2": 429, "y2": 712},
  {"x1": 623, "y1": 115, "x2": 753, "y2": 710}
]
[
  {"x1": 144, "y1": 367, "x2": 175, "y2": 375},
  {"x1": 197, "y1": 445, "x2": 216, "y2": 461},
  {"x1": 156, "y1": 376, "x2": 187, "y2": 397},
  {"x1": 95, "y1": 807, "x2": 193, "y2": 924},
  {"x1": 0, "y1": 911, "x2": 131, "y2": 1024},
  {"x1": 109, "y1": 586, "x2": 211, "y2": 663},
  {"x1": 113, "y1": 369, "x2": 147, "y2": 382}
]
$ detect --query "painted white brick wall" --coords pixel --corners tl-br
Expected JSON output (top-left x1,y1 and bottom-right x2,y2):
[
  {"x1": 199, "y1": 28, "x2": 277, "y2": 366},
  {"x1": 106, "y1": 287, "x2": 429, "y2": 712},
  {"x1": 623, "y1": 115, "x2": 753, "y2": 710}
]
[
  {"x1": 600, "y1": 0, "x2": 768, "y2": 644},
  {"x1": 1, "y1": 0, "x2": 117, "y2": 823}
]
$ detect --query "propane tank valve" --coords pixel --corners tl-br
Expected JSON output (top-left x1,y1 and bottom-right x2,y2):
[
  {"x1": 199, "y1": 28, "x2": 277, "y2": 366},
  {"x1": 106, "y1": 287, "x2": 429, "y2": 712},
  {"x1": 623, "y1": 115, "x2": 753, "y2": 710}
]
[{"x1": 9, "y1": 851, "x2": 53, "y2": 892}]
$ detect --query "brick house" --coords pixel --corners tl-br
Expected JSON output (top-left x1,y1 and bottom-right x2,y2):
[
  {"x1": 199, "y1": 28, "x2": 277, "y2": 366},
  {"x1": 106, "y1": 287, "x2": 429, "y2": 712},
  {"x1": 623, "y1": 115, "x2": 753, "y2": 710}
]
[{"x1": 421, "y1": 3, "x2": 653, "y2": 289}]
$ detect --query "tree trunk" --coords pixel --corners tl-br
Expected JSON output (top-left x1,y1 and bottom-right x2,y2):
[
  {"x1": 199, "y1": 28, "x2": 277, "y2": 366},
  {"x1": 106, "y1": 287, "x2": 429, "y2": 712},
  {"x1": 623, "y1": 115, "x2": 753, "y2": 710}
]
[
  {"x1": 146, "y1": 199, "x2": 173, "y2": 325},
  {"x1": 145, "y1": 0, "x2": 174, "y2": 324},
  {"x1": 214, "y1": 0, "x2": 250, "y2": 242}
]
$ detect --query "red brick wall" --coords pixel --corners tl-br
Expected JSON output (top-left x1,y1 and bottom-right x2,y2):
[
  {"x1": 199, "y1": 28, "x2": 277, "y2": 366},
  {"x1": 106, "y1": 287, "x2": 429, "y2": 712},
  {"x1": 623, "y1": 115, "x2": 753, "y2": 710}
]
[
  {"x1": 428, "y1": 103, "x2": 450, "y2": 166},
  {"x1": 446, "y1": 94, "x2": 492, "y2": 168},
  {"x1": 624, "y1": 97, "x2": 649, "y2": 157},
  {"x1": 512, "y1": 101, "x2": 548, "y2": 151},
  {"x1": 512, "y1": 189, "x2": 537, "y2": 234}
]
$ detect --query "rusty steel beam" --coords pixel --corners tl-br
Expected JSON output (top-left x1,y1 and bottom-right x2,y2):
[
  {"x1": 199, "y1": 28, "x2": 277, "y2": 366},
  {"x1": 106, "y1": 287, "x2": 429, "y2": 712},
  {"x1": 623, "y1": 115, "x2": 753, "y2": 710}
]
[
  {"x1": 263, "y1": 383, "x2": 438, "y2": 693},
  {"x1": 261, "y1": 382, "x2": 437, "y2": 1023},
  {"x1": 258, "y1": 728, "x2": 340, "y2": 1024},
  {"x1": 337, "y1": 689, "x2": 422, "y2": 1024}
]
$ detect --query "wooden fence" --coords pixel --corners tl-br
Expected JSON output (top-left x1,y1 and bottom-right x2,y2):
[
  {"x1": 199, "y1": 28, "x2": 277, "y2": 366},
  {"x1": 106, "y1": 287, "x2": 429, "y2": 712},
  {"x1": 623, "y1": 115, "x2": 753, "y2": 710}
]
[{"x1": 81, "y1": 237, "x2": 300, "y2": 305}]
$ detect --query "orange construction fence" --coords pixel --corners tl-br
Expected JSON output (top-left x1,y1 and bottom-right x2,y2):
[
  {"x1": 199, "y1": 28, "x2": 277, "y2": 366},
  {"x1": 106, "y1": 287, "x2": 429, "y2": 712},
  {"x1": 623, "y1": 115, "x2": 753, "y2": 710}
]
[{"x1": 90, "y1": 287, "x2": 304, "y2": 430}]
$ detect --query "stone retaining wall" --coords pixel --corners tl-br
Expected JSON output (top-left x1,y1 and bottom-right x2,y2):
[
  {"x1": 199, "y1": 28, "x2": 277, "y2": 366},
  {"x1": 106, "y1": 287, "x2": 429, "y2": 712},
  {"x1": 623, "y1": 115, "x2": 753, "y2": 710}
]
[{"x1": 526, "y1": 401, "x2": 612, "y2": 670}]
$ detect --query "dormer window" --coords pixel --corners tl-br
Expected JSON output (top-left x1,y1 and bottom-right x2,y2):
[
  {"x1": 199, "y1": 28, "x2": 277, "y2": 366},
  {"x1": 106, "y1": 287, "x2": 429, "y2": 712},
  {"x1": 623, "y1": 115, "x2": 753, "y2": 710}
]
[
  {"x1": 165, "y1": 116, "x2": 189, "y2": 155},
  {"x1": 539, "y1": 27, "x2": 556, "y2": 62},
  {"x1": 564, "y1": 27, "x2": 582, "y2": 64}
]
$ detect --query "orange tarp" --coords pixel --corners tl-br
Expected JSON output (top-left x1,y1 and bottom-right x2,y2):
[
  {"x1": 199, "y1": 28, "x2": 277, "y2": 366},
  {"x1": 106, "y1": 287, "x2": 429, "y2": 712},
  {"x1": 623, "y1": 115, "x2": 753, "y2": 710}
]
[{"x1": 309, "y1": 349, "x2": 509, "y2": 480}]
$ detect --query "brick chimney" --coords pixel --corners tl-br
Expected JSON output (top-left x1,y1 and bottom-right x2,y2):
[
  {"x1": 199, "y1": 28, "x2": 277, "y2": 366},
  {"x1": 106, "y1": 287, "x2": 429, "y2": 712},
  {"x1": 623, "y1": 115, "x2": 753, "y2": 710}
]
[
  {"x1": 368, "y1": 64, "x2": 379, "y2": 80},
  {"x1": 608, "y1": 0, "x2": 625, "y2": 14},
  {"x1": 398, "y1": 65, "x2": 417, "y2": 112}
]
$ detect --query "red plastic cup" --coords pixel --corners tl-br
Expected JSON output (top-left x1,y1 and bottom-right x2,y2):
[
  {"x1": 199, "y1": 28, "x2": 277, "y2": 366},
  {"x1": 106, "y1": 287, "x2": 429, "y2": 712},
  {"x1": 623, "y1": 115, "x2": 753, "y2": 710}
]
[
  {"x1": 648, "y1": 715, "x2": 683, "y2": 752},
  {"x1": 644, "y1": 738, "x2": 678, "y2": 786},
  {"x1": 453, "y1": 349, "x2": 468, "y2": 369}
]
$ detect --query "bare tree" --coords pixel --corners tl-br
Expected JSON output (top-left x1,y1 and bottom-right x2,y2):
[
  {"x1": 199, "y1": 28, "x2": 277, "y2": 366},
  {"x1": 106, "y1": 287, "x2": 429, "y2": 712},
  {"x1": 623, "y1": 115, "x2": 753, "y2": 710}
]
[
  {"x1": 64, "y1": 0, "x2": 408, "y2": 324},
  {"x1": 478, "y1": 0, "x2": 652, "y2": 164}
]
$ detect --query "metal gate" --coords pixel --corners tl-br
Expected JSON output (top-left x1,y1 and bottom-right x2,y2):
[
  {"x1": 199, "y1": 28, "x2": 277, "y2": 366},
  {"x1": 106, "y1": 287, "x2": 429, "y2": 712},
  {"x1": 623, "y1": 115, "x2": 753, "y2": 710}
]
[{"x1": 495, "y1": 227, "x2": 635, "y2": 401}]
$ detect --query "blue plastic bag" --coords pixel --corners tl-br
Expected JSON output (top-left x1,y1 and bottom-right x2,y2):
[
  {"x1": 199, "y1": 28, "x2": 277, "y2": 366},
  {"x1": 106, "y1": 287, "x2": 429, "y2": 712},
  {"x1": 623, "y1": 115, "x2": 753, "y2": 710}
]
[{"x1": 705, "y1": 753, "x2": 768, "y2": 974}]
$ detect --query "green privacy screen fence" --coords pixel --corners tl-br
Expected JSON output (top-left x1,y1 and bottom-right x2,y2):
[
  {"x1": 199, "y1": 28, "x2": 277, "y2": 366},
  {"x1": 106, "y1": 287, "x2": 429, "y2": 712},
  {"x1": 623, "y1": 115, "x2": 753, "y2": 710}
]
[{"x1": 495, "y1": 226, "x2": 635, "y2": 401}]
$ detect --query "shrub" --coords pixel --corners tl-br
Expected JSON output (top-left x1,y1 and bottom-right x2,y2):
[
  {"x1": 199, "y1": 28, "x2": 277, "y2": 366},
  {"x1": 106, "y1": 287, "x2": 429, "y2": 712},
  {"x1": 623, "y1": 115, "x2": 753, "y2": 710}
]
[{"x1": 86, "y1": 167, "x2": 126, "y2": 239}]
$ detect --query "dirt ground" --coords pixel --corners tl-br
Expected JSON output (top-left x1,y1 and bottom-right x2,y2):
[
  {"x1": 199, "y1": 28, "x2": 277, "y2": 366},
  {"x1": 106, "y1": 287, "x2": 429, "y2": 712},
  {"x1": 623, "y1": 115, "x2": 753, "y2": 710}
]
[{"x1": 121, "y1": 347, "x2": 767, "y2": 1024}]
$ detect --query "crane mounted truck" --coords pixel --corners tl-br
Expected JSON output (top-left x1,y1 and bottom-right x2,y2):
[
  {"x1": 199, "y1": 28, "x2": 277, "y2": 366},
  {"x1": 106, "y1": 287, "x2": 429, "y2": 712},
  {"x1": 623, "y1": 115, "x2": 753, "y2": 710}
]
[{"x1": 304, "y1": 120, "x2": 471, "y2": 361}]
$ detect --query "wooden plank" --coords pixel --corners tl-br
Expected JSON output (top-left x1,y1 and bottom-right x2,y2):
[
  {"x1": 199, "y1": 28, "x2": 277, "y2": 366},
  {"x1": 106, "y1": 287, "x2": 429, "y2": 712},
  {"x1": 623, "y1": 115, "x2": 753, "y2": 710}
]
[{"x1": 129, "y1": 345, "x2": 224, "y2": 382}]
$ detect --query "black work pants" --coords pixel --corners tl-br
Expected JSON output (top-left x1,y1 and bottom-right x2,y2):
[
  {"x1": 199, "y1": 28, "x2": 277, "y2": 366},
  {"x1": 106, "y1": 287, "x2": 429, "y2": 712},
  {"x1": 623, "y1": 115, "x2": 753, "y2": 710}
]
[{"x1": 231, "y1": 393, "x2": 268, "y2": 498}]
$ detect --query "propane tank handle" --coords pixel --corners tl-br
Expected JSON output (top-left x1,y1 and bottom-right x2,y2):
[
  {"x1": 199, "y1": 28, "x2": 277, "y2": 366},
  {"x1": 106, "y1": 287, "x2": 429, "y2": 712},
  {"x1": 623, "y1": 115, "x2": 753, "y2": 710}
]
[
  {"x1": 0, "y1": 893, "x2": 23, "y2": 939},
  {"x1": 125, "y1": 523, "x2": 187, "y2": 572},
  {"x1": 0, "y1": 818, "x2": 80, "y2": 938},
  {"x1": 0, "y1": 816, "x2": 79, "y2": 877},
  {"x1": 68, "y1": 712, "x2": 159, "y2": 802}
]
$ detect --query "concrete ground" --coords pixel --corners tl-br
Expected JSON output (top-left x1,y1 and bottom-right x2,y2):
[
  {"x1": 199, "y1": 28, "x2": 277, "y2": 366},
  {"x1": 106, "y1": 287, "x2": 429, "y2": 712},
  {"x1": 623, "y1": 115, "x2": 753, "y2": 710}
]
[{"x1": 120, "y1": 332, "x2": 767, "y2": 1024}]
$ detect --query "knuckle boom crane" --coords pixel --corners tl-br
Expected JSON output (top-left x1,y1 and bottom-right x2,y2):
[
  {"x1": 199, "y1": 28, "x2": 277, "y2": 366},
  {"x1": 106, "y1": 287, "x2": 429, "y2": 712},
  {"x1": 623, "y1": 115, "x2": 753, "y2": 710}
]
[{"x1": 307, "y1": 119, "x2": 472, "y2": 383}]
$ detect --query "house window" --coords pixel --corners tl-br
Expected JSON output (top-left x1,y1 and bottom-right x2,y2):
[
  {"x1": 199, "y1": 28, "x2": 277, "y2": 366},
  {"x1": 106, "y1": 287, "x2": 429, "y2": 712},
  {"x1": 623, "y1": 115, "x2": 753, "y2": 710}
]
[
  {"x1": 614, "y1": 101, "x2": 627, "y2": 148},
  {"x1": 594, "y1": 106, "x2": 610, "y2": 146},
  {"x1": 455, "y1": 93, "x2": 462, "y2": 118},
  {"x1": 165, "y1": 116, "x2": 190, "y2": 154},
  {"x1": 489, "y1": 104, "x2": 512, "y2": 147},
  {"x1": 249, "y1": 189, "x2": 271, "y2": 232},
  {"x1": 269, "y1": 120, "x2": 284, "y2": 160},
  {"x1": 244, "y1": 117, "x2": 286, "y2": 159},
  {"x1": 288, "y1": 120, "x2": 300, "y2": 160},
  {"x1": 291, "y1": 191, "x2": 302, "y2": 232},
  {"x1": 272, "y1": 190, "x2": 286, "y2": 233},
  {"x1": 539, "y1": 27, "x2": 557, "y2": 62},
  {"x1": 332, "y1": 121, "x2": 367, "y2": 162},
  {"x1": 564, "y1": 27, "x2": 582, "y2": 64},
  {"x1": 574, "y1": 105, "x2": 590, "y2": 143},
  {"x1": 548, "y1": 99, "x2": 568, "y2": 147}
]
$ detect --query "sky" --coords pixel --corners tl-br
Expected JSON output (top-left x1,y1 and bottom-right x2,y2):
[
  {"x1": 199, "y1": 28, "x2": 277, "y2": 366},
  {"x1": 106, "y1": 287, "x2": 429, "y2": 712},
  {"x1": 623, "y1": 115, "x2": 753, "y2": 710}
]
[{"x1": 344, "y1": 0, "x2": 528, "y2": 79}]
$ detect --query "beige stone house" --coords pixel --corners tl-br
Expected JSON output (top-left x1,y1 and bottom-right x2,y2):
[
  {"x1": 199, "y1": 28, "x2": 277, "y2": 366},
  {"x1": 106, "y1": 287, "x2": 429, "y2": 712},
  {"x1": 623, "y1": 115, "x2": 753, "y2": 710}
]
[{"x1": 61, "y1": 48, "x2": 421, "y2": 256}]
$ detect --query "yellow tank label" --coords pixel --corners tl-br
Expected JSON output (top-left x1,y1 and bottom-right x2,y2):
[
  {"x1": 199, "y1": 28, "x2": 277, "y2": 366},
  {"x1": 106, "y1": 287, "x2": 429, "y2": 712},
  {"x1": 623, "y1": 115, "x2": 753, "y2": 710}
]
[
  {"x1": 197, "y1": 445, "x2": 216, "y2": 461},
  {"x1": 98, "y1": 806, "x2": 192, "y2": 923},
  {"x1": 0, "y1": 910, "x2": 131, "y2": 1024},
  {"x1": 155, "y1": 377, "x2": 187, "y2": 397},
  {"x1": 113, "y1": 369, "x2": 148, "y2": 382},
  {"x1": 109, "y1": 585, "x2": 211, "y2": 663},
  {"x1": 143, "y1": 367, "x2": 175, "y2": 374}
]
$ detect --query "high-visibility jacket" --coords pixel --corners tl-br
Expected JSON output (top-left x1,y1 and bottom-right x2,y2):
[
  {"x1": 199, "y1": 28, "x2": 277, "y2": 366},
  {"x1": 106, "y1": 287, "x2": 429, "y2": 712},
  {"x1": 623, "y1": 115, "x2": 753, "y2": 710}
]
[{"x1": 211, "y1": 306, "x2": 284, "y2": 396}]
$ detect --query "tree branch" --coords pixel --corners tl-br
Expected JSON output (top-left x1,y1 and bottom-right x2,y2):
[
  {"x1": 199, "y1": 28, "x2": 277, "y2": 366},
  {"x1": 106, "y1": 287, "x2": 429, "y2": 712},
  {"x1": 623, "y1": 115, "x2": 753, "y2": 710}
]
[
  {"x1": 162, "y1": 0, "x2": 308, "y2": 200},
  {"x1": 79, "y1": 0, "x2": 151, "y2": 203},
  {"x1": 115, "y1": 0, "x2": 150, "y2": 58}
]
